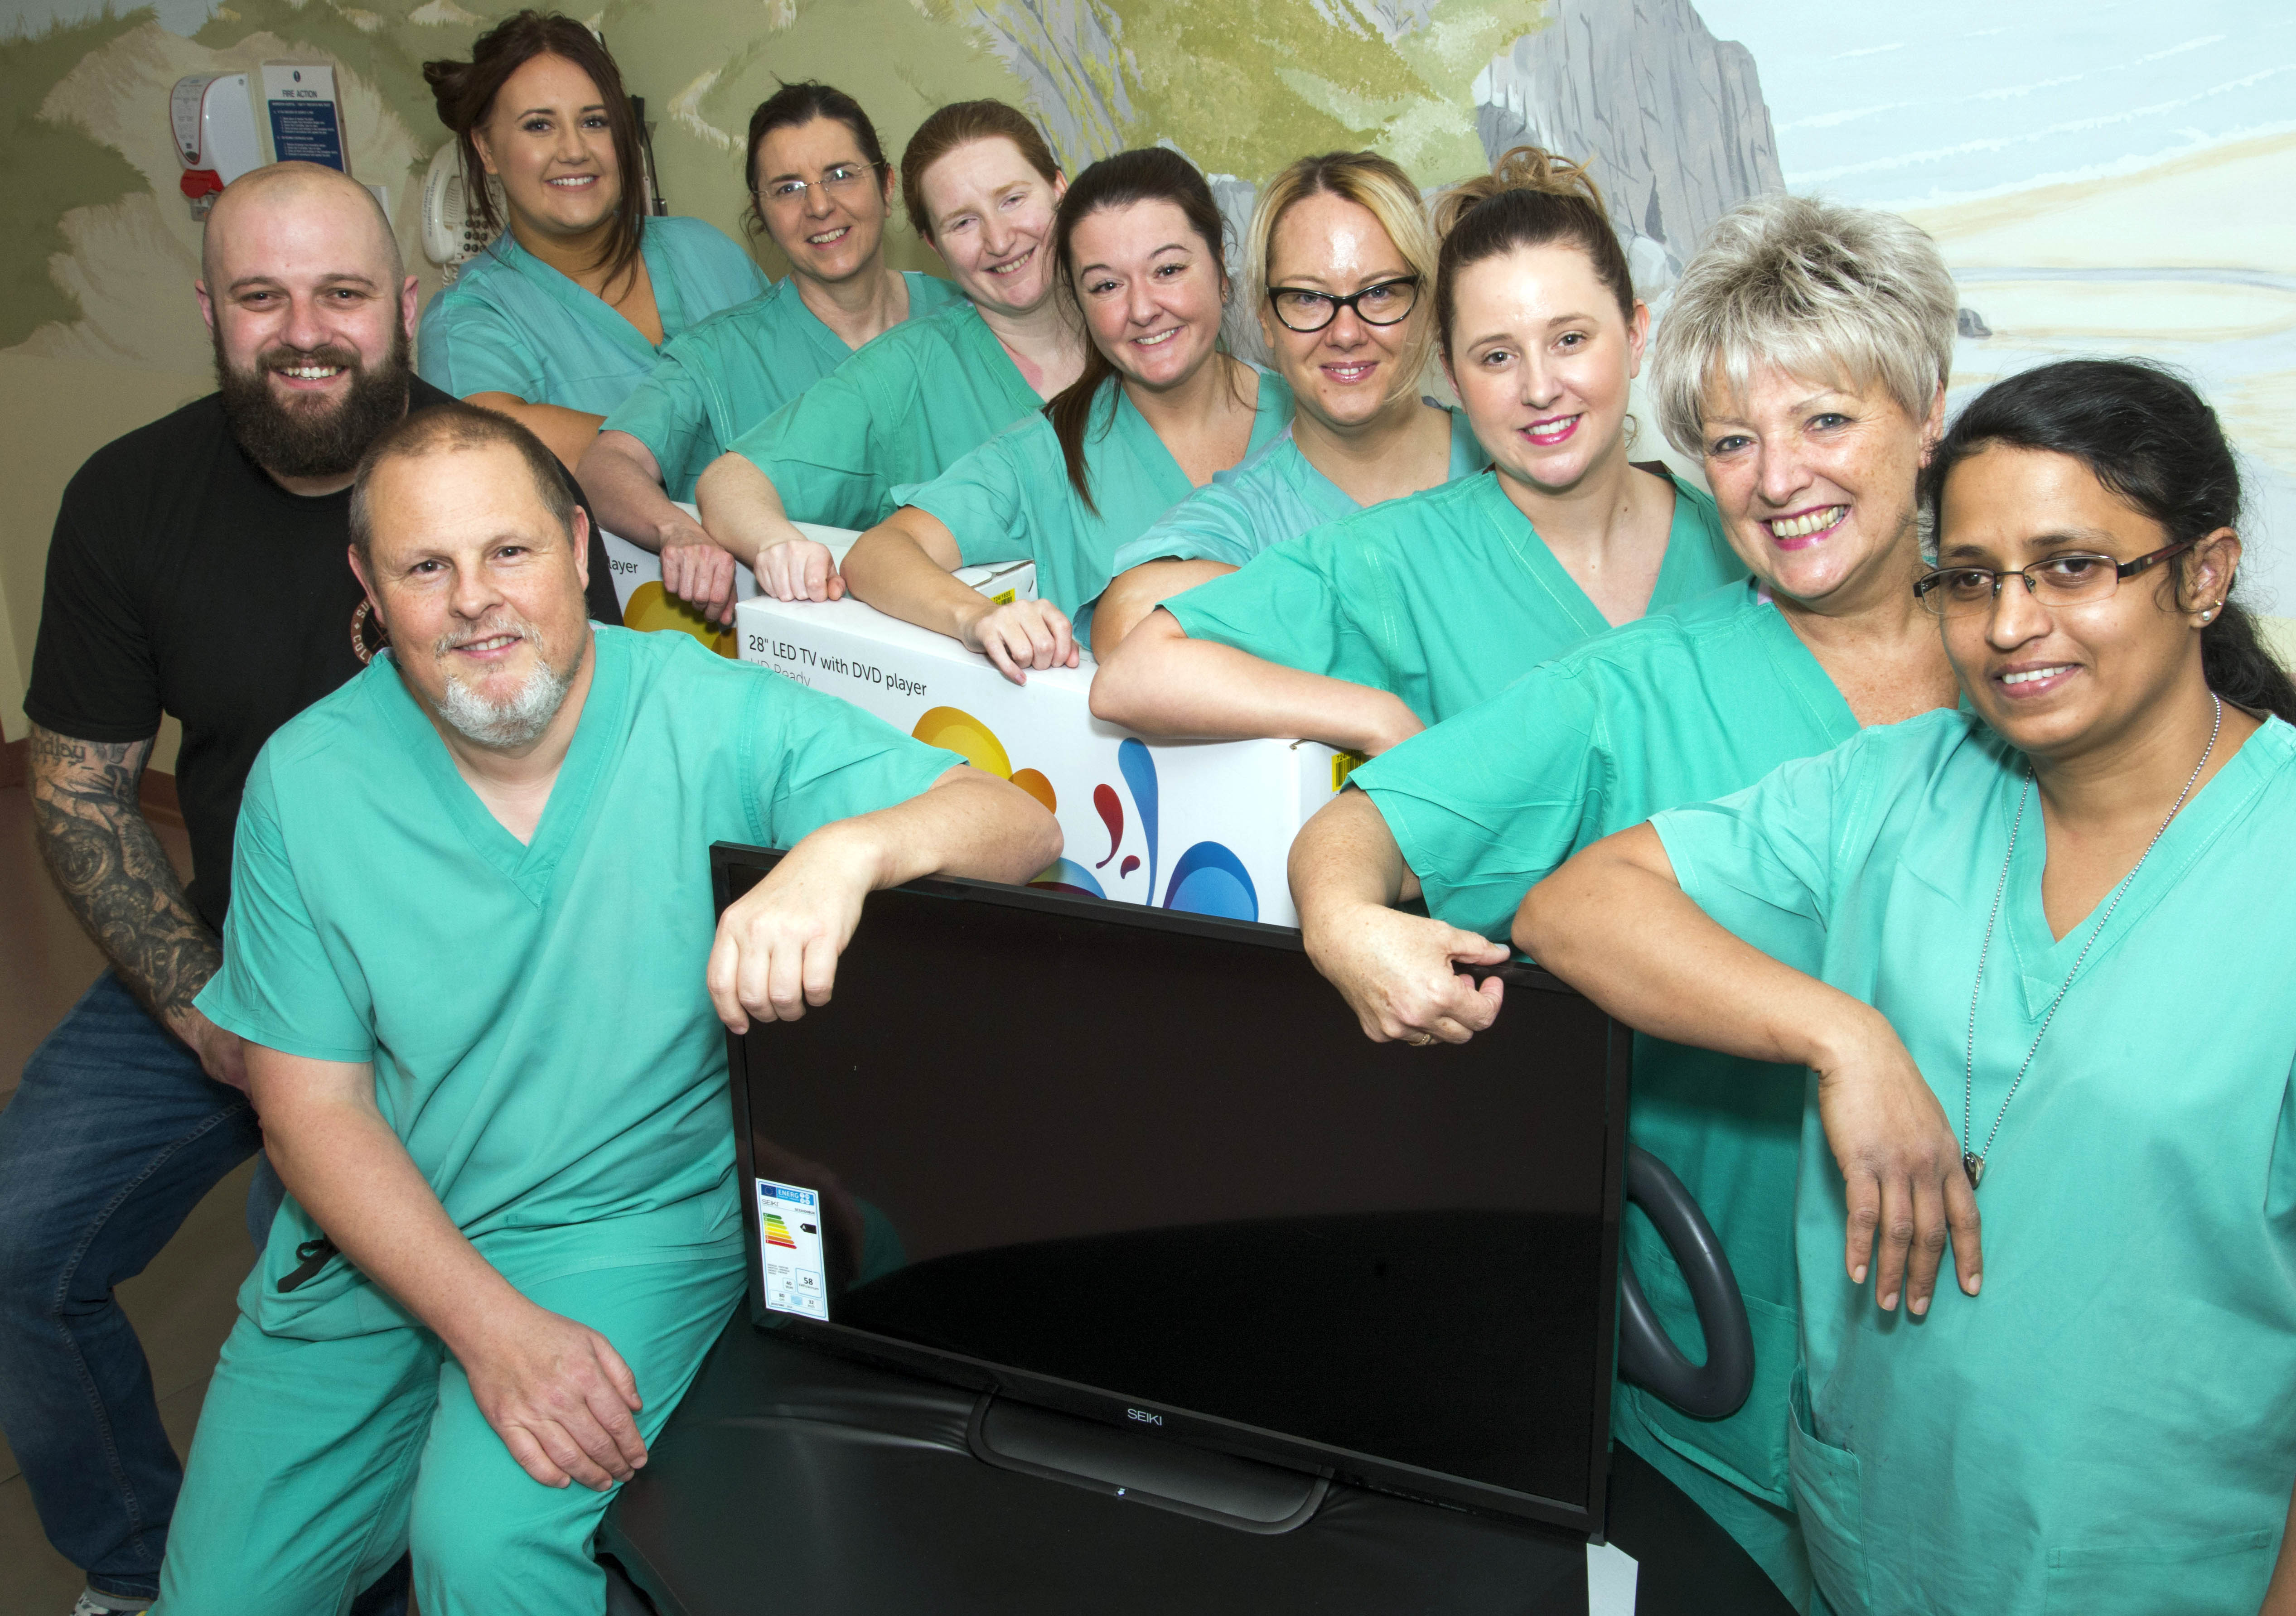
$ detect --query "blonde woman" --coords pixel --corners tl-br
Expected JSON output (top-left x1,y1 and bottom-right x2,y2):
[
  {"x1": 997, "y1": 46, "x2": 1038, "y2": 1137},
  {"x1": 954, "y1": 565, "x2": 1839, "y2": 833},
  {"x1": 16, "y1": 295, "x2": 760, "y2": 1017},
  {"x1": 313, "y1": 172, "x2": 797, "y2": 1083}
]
[
  {"x1": 1090, "y1": 151, "x2": 1487, "y2": 651},
  {"x1": 1091, "y1": 147, "x2": 1739, "y2": 753}
]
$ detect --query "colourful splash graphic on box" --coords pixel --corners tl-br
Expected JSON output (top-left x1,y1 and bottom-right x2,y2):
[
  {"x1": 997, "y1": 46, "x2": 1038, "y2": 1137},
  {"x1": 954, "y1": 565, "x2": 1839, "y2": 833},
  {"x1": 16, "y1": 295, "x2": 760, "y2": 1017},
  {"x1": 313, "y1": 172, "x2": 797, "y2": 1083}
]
[{"x1": 908, "y1": 708, "x2": 1258, "y2": 923}]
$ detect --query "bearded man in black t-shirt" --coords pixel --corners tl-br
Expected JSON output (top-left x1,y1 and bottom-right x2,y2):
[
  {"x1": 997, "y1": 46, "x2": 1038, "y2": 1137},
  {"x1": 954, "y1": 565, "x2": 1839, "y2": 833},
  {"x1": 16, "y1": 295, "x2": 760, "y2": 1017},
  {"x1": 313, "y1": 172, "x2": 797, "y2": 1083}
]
[{"x1": 4, "y1": 161, "x2": 619, "y2": 1616}]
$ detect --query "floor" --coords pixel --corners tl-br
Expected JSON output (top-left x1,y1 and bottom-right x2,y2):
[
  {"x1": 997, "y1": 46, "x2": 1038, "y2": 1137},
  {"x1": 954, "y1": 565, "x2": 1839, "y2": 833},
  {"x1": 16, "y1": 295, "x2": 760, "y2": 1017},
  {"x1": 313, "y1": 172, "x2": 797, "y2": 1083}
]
[{"x1": 0, "y1": 782, "x2": 255, "y2": 1616}]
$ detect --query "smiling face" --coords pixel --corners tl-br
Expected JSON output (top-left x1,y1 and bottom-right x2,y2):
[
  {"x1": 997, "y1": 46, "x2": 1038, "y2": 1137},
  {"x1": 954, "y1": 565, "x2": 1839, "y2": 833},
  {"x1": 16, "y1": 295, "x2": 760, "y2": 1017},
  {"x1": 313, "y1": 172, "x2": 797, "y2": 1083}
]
[
  {"x1": 1698, "y1": 364, "x2": 1939, "y2": 608},
  {"x1": 753, "y1": 115, "x2": 893, "y2": 288},
  {"x1": 470, "y1": 53, "x2": 623, "y2": 240},
  {"x1": 1442, "y1": 242, "x2": 1646, "y2": 493},
  {"x1": 1934, "y1": 443, "x2": 2237, "y2": 765},
  {"x1": 356, "y1": 439, "x2": 594, "y2": 753},
  {"x1": 918, "y1": 136, "x2": 1064, "y2": 314},
  {"x1": 1068, "y1": 198, "x2": 1227, "y2": 392},
  {"x1": 198, "y1": 169, "x2": 420, "y2": 485},
  {"x1": 1258, "y1": 191, "x2": 1425, "y2": 434}
]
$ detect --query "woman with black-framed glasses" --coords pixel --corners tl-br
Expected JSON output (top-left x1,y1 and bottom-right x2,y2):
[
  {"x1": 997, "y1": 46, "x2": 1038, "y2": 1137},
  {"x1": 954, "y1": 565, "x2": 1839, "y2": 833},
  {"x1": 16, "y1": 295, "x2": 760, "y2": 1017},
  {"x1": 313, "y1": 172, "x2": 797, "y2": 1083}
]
[
  {"x1": 1518, "y1": 359, "x2": 2296, "y2": 1615},
  {"x1": 1088, "y1": 150, "x2": 1489, "y2": 651}
]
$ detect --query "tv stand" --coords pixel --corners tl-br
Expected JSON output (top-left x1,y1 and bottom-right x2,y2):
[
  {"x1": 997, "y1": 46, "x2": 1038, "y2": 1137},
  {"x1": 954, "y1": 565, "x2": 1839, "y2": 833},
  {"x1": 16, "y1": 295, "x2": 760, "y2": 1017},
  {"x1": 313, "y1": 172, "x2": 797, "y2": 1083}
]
[{"x1": 967, "y1": 1394, "x2": 1329, "y2": 1534}]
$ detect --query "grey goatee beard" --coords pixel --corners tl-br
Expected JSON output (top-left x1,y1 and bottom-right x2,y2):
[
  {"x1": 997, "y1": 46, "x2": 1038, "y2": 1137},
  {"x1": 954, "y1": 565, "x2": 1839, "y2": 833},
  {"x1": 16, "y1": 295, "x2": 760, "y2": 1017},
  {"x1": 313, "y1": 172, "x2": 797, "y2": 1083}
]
[{"x1": 430, "y1": 613, "x2": 582, "y2": 749}]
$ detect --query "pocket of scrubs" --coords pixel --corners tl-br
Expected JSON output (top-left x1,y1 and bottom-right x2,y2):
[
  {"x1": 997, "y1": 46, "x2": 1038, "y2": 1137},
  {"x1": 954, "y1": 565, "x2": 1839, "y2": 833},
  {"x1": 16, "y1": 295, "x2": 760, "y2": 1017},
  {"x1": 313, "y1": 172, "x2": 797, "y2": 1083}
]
[
  {"x1": 2042, "y1": 1527, "x2": 2276, "y2": 1615},
  {"x1": 1787, "y1": 1370, "x2": 1871, "y2": 1616}
]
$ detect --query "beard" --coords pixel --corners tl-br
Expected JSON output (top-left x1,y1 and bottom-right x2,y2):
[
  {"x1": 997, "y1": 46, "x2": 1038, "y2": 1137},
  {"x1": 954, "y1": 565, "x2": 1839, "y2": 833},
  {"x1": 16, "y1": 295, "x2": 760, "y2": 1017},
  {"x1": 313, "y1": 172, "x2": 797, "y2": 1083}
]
[
  {"x1": 214, "y1": 320, "x2": 412, "y2": 482},
  {"x1": 428, "y1": 608, "x2": 584, "y2": 750}
]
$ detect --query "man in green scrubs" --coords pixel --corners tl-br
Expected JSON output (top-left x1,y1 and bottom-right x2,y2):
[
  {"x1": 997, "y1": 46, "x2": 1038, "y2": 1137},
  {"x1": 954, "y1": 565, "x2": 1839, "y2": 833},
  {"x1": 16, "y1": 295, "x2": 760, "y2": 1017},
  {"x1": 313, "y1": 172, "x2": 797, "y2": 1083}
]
[
  {"x1": 154, "y1": 403, "x2": 1058, "y2": 1616},
  {"x1": 1158, "y1": 466, "x2": 1739, "y2": 729}
]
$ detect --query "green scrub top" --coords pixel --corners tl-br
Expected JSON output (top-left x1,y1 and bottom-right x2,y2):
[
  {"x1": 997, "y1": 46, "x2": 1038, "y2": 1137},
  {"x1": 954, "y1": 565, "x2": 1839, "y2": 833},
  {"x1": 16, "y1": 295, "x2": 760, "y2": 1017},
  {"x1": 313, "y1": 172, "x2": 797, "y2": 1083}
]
[
  {"x1": 722, "y1": 298, "x2": 1046, "y2": 528},
  {"x1": 1163, "y1": 466, "x2": 1744, "y2": 727},
  {"x1": 1351, "y1": 579, "x2": 1856, "y2": 1600},
  {"x1": 197, "y1": 626, "x2": 958, "y2": 1340},
  {"x1": 604, "y1": 270, "x2": 964, "y2": 501},
  {"x1": 416, "y1": 216, "x2": 768, "y2": 417},
  {"x1": 896, "y1": 367, "x2": 1295, "y2": 641},
  {"x1": 1109, "y1": 402, "x2": 1489, "y2": 574},
  {"x1": 1653, "y1": 709, "x2": 2296, "y2": 1616}
]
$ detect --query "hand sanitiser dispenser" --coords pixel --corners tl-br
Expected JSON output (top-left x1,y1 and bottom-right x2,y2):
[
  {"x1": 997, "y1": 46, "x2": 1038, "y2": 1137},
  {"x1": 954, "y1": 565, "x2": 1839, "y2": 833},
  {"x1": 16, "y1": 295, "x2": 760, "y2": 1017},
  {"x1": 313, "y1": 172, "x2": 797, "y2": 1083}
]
[{"x1": 172, "y1": 63, "x2": 348, "y2": 217}]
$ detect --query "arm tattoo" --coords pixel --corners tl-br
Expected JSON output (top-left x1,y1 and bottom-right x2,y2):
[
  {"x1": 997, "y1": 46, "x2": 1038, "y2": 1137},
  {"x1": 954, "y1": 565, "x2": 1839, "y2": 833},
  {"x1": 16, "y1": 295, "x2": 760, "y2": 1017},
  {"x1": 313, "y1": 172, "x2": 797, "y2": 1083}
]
[{"x1": 29, "y1": 724, "x2": 220, "y2": 1028}]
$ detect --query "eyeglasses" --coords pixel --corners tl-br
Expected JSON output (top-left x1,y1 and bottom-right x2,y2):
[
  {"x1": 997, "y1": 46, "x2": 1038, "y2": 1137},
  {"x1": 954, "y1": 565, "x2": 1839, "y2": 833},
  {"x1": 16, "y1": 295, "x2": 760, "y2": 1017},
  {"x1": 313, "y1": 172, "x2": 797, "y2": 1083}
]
[
  {"x1": 758, "y1": 163, "x2": 885, "y2": 206},
  {"x1": 1912, "y1": 539, "x2": 2196, "y2": 617},
  {"x1": 1265, "y1": 275, "x2": 1420, "y2": 333}
]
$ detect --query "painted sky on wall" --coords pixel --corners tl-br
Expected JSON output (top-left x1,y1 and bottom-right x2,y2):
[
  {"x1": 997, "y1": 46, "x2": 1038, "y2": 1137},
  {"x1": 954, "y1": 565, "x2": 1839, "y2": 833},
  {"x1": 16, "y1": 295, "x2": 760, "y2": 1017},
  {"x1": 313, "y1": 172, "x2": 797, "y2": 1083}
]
[{"x1": 1695, "y1": 0, "x2": 2296, "y2": 206}]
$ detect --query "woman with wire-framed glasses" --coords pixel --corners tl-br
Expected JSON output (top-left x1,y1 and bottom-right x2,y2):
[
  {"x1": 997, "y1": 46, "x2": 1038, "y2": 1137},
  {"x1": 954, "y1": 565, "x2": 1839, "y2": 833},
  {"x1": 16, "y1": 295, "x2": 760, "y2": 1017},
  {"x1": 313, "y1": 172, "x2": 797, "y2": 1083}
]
[
  {"x1": 1091, "y1": 145, "x2": 1739, "y2": 757},
  {"x1": 1087, "y1": 151, "x2": 1489, "y2": 652},
  {"x1": 577, "y1": 79, "x2": 961, "y2": 622},
  {"x1": 1517, "y1": 359, "x2": 2296, "y2": 1615}
]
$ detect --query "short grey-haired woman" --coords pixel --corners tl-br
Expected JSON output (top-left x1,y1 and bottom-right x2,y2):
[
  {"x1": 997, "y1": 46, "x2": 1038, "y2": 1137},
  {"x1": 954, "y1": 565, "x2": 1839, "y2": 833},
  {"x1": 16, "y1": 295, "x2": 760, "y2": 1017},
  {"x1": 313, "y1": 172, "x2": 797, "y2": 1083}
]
[{"x1": 1290, "y1": 191, "x2": 1964, "y2": 1610}]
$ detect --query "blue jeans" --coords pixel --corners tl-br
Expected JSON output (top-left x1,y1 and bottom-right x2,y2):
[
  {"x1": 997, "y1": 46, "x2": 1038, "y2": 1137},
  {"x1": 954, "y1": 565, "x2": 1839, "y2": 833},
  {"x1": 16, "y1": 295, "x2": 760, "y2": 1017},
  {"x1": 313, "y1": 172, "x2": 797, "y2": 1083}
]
[{"x1": 0, "y1": 973, "x2": 281, "y2": 1602}]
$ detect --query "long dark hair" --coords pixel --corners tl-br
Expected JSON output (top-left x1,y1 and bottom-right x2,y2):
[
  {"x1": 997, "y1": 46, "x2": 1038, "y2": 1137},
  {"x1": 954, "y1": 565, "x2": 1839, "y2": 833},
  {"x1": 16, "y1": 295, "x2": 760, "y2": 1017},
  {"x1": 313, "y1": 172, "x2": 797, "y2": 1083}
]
[
  {"x1": 1431, "y1": 145, "x2": 1635, "y2": 362},
  {"x1": 1920, "y1": 358, "x2": 2296, "y2": 723},
  {"x1": 424, "y1": 12, "x2": 647, "y2": 290},
  {"x1": 742, "y1": 79, "x2": 889, "y2": 241},
  {"x1": 1044, "y1": 147, "x2": 1232, "y2": 513}
]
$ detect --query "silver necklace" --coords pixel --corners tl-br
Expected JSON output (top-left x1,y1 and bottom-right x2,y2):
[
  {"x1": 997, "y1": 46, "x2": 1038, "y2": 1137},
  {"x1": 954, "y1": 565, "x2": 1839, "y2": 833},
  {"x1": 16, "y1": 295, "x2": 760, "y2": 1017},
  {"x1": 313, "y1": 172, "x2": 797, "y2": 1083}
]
[{"x1": 1959, "y1": 695, "x2": 2222, "y2": 1189}]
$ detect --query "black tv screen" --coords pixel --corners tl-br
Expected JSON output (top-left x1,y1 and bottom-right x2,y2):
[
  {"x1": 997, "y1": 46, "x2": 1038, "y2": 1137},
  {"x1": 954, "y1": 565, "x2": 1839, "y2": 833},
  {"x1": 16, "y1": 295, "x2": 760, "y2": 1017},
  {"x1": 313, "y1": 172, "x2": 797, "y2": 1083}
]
[{"x1": 715, "y1": 847, "x2": 1630, "y2": 1532}]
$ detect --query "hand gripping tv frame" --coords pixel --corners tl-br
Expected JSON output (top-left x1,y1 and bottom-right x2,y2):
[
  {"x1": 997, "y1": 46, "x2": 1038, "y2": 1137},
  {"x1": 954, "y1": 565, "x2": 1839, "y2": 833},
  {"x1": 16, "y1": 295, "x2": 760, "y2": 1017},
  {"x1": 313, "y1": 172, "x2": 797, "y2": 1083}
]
[{"x1": 597, "y1": 521, "x2": 1356, "y2": 930}]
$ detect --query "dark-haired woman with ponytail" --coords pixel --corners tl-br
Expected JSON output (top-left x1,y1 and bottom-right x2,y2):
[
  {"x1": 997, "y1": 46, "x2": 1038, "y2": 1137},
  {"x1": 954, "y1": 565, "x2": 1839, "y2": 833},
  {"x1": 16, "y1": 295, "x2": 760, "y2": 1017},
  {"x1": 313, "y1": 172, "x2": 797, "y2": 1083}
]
[
  {"x1": 1520, "y1": 357, "x2": 2296, "y2": 1616},
  {"x1": 417, "y1": 12, "x2": 766, "y2": 470},
  {"x1": 1090, "y1": 146, "x2": 1739, "y2": 753},
  {"x1": 582, "y1": 81, "x2": 966, "y2": 620},
  {"x1": 838, "y1": 146, "x2": 1293, "y2": 682}
]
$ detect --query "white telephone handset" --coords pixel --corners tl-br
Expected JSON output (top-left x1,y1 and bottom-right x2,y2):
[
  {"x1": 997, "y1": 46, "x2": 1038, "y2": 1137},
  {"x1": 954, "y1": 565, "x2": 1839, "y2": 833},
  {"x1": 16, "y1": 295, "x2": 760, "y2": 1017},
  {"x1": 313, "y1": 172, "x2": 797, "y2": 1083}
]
[{"x1": 419, "y1": 142, "x2": 503, "y2": 277}]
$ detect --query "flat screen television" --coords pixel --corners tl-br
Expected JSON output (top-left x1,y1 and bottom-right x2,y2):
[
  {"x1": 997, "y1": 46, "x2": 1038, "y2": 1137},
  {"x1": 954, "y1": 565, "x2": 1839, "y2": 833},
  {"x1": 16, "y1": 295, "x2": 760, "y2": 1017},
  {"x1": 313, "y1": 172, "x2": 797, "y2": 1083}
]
[{"x1": 715, "y1": 845, "x2": 1632, "y2": 1536}]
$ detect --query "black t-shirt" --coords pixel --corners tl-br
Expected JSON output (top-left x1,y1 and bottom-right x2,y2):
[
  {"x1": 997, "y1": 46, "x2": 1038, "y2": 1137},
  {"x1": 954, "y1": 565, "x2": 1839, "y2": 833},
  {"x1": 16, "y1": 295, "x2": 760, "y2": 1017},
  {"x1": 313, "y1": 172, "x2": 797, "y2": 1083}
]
[{"x1": 24, "y1": 376, "x2": 624, "y2": 932}]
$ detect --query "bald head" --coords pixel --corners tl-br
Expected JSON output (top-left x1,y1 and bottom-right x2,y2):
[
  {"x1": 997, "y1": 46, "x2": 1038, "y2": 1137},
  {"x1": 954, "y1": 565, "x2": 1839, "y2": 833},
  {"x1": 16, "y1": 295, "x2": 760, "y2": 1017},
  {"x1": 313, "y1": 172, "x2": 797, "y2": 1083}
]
[{"x1": 202, "y1": 160, "x2": 401, "y2": 289}]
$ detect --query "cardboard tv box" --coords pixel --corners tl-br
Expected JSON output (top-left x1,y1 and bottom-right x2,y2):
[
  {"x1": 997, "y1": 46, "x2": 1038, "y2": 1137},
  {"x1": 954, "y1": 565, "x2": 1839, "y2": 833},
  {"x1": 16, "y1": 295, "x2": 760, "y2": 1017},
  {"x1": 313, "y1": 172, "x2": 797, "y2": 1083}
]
[{"x1": 604, "y1": 520, "x2": 1353, "y2": 928}]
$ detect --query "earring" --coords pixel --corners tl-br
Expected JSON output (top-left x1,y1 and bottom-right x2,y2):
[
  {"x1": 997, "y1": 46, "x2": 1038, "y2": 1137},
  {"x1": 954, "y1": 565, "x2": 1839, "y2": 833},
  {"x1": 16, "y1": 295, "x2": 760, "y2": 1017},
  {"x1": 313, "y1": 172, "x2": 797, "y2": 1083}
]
[{"x1": 2199, "y1": 606, "x2": 2218, "y2": 624}]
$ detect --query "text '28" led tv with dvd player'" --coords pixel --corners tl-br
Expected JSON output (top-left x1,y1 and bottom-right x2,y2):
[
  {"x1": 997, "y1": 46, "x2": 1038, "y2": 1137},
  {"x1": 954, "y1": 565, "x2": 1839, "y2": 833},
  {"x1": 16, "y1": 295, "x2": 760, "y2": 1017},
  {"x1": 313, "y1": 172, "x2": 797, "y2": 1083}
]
[{"x1": 714, "y1": 845, "x2": 1633, "y2": 1536}]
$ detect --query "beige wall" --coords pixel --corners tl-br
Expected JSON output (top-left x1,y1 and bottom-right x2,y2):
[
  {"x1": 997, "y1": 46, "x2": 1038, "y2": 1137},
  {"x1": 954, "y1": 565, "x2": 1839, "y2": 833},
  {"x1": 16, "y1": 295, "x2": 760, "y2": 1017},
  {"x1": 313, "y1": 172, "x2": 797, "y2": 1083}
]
[{"x1": 0, "y1": 352, "x2": 209, "y2": 754}]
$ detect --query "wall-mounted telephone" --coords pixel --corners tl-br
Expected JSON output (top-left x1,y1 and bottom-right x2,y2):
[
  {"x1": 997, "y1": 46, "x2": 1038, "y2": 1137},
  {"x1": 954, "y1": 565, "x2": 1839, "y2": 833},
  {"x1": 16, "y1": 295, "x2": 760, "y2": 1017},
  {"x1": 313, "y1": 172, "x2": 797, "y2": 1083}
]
[{"x1": 420, "y1": 141, "x2": 505, "y2": 276}]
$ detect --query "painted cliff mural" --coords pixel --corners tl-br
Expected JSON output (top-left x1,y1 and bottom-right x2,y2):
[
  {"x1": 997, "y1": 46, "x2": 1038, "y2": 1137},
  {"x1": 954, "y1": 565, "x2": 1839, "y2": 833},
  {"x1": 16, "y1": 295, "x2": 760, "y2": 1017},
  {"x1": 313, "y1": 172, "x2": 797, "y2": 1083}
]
[{"x1": 1, "y1": 0, "x2": 2290, "y2": 607}]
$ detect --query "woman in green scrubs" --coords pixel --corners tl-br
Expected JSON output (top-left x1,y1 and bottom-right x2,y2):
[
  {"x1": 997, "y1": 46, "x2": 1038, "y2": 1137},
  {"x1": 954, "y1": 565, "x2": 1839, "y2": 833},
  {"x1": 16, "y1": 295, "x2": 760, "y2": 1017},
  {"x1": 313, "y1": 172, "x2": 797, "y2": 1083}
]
[
  {"x1": 1088, "y1": 149, "x2": 1488, "y2": 653},
  {"x1": 580, "y1": 82, "x2": 967, "y2": 620},
  {"x1": 1519, "y1": 359, "x2": 2296, "y2": 1616},
  {"x1": 417, "y1": 15, "x2": 765, "y2": 469},
  {"x1": 1089, "y1": 146, "x2": 1739, "y2": 753},
  {"x1": 1290, "y1": 193, "x2": 1966, "y2": 1611},
  {"x1": 839, "y1": 147, "x2": 1292, "y2": 680},
  {"x1": 692, "y1": 99, "x2": 1089, "y2": 606}
]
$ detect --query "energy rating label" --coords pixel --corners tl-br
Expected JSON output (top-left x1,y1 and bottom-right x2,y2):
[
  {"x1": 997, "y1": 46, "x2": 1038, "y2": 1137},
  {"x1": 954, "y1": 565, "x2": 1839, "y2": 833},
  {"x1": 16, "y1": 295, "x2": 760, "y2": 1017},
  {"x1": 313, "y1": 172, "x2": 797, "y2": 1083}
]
[{"x1": 755, "y1": 1179, "x2": 829, "y2": 1319}]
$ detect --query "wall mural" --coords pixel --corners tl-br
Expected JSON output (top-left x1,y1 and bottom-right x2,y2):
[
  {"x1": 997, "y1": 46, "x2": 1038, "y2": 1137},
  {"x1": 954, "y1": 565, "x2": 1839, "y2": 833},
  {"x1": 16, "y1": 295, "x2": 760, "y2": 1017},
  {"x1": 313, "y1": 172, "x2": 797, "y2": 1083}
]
[{"x1": 1, "y1": 0, "x2": 2289, "y2": 603}]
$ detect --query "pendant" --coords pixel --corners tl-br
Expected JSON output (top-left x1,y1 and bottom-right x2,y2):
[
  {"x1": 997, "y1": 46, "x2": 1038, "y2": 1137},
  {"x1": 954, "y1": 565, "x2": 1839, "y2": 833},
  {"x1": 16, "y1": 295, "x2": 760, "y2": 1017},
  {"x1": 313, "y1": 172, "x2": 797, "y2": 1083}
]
[{"x1": 1962, "y1": 1152, "x2": 1985, "y2": 1191}]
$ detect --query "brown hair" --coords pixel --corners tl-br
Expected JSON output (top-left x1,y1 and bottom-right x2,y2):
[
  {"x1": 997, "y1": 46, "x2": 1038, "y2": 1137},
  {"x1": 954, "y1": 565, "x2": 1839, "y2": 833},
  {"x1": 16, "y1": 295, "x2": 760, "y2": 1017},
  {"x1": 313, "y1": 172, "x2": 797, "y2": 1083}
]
[
  {"x1": 1431, "y1": 146, "x2": 1634, "y2": 360},
  {"x1": 899, "y1": 100, "x2": 1062, "y2": 241},
  {"x1": 742, "y1": 80, "x2": 889, "y2": 241},
  {"x1": 349, "y1": 402, "x2": 575, "y2": 560},
  {"x1": 424, "y1": 12, "x2": 645, "y2": 291},
  {"x1": 1044, "y1": 147, "x2": 1232, "y2": 513}
]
